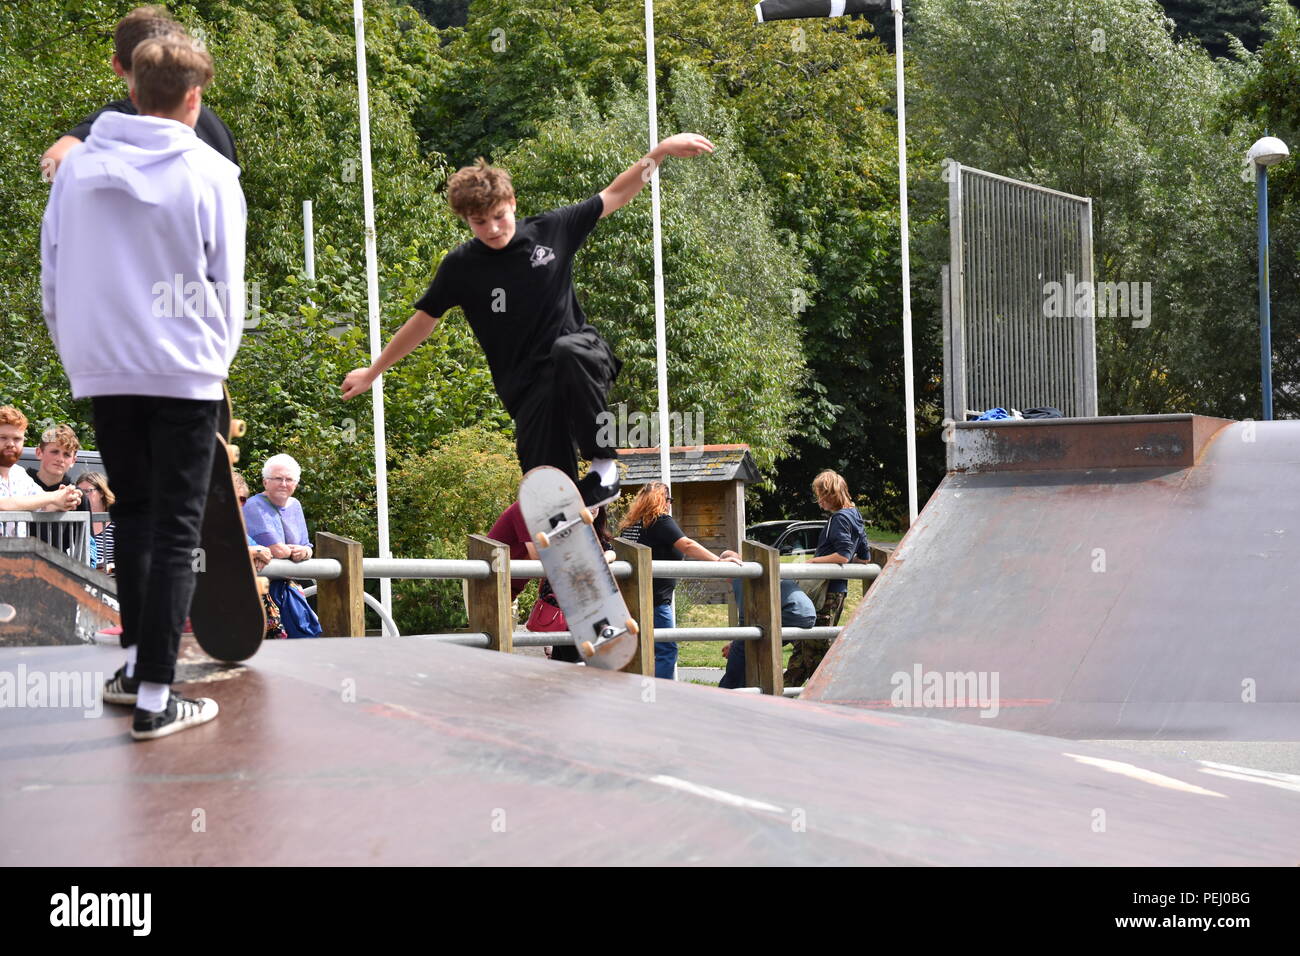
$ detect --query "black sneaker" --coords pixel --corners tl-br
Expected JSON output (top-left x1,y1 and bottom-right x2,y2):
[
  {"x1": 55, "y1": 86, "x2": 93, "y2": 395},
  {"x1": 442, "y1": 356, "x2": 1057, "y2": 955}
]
[
  {"x1": 103, "y1": 666, "x2": 139, "y2": 706},
  {"x1": 578, "y1": 471, "x2": 620, "y2": 507},
  {"x1": 131, "y1": 695, "x2": 219, "y2": 740}
]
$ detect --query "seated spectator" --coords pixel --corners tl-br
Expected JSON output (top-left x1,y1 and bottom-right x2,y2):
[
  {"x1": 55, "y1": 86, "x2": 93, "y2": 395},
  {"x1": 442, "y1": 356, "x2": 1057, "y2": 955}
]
[
  {"x1": 241, "y1": 455, "x2": 320, "y2": 637},
  {"x1": 718, "y1": 579, "x2": 817, "y2": 689},
  {"x1": 242, "y1": 454, "x2": 313, "y2": 561},
  {"x1": 0, "y1": 406, "x2": 81, "y2": 534},
  {"x1": 75, "y1": 471, "x2": 116, "y2": 572}
]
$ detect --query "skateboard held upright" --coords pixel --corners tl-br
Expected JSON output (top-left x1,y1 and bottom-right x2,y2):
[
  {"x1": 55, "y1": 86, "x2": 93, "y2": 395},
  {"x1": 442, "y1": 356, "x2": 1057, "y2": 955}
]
[
  {"x1": 190, "y1": 386, "x2": 267, "y2": 662},
  {"x1": 518, "y1": 467, "x2": 638, "y2": 670}
]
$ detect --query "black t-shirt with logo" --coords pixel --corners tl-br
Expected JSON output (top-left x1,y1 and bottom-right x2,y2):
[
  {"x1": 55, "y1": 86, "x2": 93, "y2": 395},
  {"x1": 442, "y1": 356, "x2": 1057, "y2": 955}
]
[
  {"x1": 31, "y1": 472, "x2": 92, "y2": 553},
  {"x1": 620, "y1": 513, "x2": 684, "y2": 606},
  {"x1": 67, "y1": 99, "x2": 239, "y2": 167},
  {"x1": 414, "y1": 194, "x2": 605, "y2": 415}
]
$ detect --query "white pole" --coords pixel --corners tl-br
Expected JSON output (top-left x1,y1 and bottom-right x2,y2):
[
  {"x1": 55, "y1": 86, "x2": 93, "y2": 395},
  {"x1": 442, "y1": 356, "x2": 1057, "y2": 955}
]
[
  {"x1": 303, "y1": 200, "x2": 315, "y2": 280},
  {"x1": 893, "y1": 0, "x2": 918, "y2": 525},
  {"x1": 645, "y1": 0, "x2": 671, "y2": 490},
  {"x1": 353, "y1": 0, "x2": 393, "y2": 614}
]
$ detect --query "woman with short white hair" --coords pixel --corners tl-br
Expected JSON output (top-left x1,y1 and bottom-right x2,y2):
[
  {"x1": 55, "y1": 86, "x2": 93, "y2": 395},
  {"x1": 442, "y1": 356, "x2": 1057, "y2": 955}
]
[
  {"x1": 244, "y1": 454, "x2": 311, "y2": 561},
  {"x1": 242, "y1": 454, "x2": 321, "y2": 637}
]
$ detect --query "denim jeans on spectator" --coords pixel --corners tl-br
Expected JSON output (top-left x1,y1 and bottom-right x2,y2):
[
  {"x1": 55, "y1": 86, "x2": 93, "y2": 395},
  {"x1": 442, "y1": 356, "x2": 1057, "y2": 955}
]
[
  {"x1": 654, "y1": 602, "x2": 676, "y2": 679},
  {"x1": 92, "y1": 395, "x2": 220, "y2": 686}
]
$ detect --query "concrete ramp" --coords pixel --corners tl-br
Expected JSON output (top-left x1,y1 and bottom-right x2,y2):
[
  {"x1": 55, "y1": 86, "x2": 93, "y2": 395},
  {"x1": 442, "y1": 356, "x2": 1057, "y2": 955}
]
[
  {"x1": 0, "y1": 537, "x2": 117, "y2": 647},
  {"x1": 2, "y1": 637, "x2": 1299, "y2": 865},
  {"x1": 803, "y1": 415, "x2": 1300, "y2": 740}
]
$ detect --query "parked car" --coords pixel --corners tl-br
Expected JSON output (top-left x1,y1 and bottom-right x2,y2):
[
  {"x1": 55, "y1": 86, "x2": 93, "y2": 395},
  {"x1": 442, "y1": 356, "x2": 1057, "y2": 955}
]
[{"x1": 746, "y1": 519, "x2": 827, "y2": 556}]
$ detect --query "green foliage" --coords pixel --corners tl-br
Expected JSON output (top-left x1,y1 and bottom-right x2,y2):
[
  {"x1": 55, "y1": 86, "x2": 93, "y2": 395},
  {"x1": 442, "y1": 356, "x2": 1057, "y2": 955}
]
[
  {"x1": 1227, "y1": 0, "x2": 1300, "y2": 415},
  {"x1": 386, "y1": 425, "x2": 520, "y2": 634},
  {"x1": 912, "y1": 0, "x2": 1265, "y2": 419},
  {"x1": 1161, "y1": 0, "x2": 1273, "y2": 57}
]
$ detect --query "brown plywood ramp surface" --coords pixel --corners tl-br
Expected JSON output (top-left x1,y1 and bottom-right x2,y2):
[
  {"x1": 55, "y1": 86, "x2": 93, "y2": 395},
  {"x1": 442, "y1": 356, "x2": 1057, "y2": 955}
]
[
  {"x1": 2, "y1": 639, "x2": 1299, "y2": 865},
  {"x1": 804, "y1": 418, "x2": 1300, "y2": 740}
]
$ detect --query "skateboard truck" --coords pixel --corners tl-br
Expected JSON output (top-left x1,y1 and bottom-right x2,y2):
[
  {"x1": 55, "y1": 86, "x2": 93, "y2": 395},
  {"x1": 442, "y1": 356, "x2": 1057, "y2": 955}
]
[
  {"x1": 578, "y1": 616, "x2": 640, "y2": 659},
  {"x1": 533, "y1": 506, "x2": 595, "y2": 550}
]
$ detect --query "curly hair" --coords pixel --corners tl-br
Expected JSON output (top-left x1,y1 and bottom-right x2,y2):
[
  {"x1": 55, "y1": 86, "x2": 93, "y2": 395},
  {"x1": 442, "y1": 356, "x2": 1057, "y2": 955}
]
[{"x1": 446, "y1": 158, "x2": 515, "y2": 219}]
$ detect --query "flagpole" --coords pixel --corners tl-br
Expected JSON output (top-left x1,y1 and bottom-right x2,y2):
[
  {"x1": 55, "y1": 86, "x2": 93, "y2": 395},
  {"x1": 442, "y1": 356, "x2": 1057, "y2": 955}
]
[
  {"x1": 892, "y1": 0, "x2": 918, "y2": 525},
  {"x1": 353, "y1": 0, "x2": 393, "y2": 615},
  {"x1": 645, "y1": 0, "x2": 671, "y2": 490}
]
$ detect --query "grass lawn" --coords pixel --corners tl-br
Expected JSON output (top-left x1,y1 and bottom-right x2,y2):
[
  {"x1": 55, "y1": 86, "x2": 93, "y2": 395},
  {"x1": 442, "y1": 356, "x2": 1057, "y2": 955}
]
[{"x1": 672, "y1": 541, "x2": 890, "y2": 669}]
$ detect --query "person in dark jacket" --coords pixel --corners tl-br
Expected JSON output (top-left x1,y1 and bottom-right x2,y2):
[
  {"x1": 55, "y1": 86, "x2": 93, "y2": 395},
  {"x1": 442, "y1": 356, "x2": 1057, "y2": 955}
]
[{"x1": 784, "y1": 470, "x2": 870, "y2": 686}]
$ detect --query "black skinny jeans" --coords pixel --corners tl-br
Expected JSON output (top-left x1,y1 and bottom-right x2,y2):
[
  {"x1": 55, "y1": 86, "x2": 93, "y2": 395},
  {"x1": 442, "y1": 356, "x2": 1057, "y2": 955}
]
[{"x1": 92, "y1": 395, "x2": 220, "y2": 686}]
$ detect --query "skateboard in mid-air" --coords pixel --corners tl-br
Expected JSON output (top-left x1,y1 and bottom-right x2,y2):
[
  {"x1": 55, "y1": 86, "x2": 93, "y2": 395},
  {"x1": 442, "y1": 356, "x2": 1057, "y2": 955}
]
[
  {"x1": 518, "y1": 467, "x2": 638, "y2": 670},
  {"x1": 190, "y1": 385, "x2": 267, "y2": 662}
]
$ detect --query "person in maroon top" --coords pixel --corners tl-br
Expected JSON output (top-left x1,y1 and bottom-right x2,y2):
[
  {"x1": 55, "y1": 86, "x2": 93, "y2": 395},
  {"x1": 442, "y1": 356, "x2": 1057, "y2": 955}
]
[{"x1": 488, "y1": 501, "x2": 613, "y2": 663}]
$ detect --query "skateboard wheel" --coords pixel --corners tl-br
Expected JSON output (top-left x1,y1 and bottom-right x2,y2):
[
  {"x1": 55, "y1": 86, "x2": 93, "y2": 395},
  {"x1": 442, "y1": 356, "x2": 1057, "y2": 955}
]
[
  {"x1": 580, "y1": 641, "x2": 595, "y2": 657},
  {"x1": 626, "y1": 617, "x2": 639, "y2": 637},
  {"x1": 534, "y1": 531, "x2": 550, "y2": 550},
  {"x1": 231, "y1": 418, "x2": 247, "y2": 438},
  {"x1": 580, "y1": 507, "x2": 594, "y2": 525},
  {"x1": 227, "y1": 444, "x2": 240, "y2": 464}
]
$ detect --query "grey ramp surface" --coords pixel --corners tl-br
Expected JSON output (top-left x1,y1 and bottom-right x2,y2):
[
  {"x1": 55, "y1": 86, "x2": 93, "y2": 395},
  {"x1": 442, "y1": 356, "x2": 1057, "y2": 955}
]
[
  {"x1": 803, "y1": 420, "x2": 1300, "y2": 740},
  {"x1": 2, "y1": 639, "x2": 1299, "y2": 865}
]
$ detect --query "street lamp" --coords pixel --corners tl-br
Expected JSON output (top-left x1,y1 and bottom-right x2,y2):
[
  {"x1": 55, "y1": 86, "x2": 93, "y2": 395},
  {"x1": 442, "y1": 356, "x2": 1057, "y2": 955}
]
[{"x1": 1248, "y1": 135, "x2": 1290, "y2": 420}]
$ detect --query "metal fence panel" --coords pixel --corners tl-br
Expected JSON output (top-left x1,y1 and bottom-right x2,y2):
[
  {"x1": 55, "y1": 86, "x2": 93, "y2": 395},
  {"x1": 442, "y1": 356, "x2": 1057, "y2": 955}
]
[{"x1": 946, "y1": 163, "x2": 1097, "y2": 422}]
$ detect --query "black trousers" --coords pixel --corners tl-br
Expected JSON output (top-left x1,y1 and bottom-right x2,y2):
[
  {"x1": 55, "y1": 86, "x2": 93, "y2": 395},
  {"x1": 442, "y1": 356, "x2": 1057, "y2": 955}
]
[
  {"x1": 513, "y1": 328, "x2": 621, "y2": 482},
  {"x1": 91, "y1": 395, "x2": 220, "y2": 686}
]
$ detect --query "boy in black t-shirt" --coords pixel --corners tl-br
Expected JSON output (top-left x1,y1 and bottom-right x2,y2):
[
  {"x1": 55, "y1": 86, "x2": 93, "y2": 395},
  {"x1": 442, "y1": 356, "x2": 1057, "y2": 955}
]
[
  {"x1": 40, "y1": 6, "x2": 238, "y2": 181},
  {"x1": 341, "y1": 133, "x2": 716, "y2": 507}
]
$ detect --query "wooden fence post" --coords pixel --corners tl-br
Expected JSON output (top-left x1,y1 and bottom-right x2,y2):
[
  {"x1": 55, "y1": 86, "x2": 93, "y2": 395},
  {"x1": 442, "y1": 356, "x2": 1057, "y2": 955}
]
[
  {"x1": 613, "y1": 536, "x2": 654, "y2": 676},
  {"x1": 467, "y1": 534, "x2": 512, "y2": 653},
  {"x1": 315, "y1": 532, "x2": 364, "y2": 637},
  {"x1": 742, "y1": 540, "x2": 783, "y2": 696}
]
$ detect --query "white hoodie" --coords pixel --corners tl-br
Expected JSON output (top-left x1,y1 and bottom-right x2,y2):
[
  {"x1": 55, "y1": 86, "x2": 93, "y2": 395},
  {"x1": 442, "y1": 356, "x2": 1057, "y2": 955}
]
[{"x1": 40, "y1": 111, "x2": 246, "y2": 401}]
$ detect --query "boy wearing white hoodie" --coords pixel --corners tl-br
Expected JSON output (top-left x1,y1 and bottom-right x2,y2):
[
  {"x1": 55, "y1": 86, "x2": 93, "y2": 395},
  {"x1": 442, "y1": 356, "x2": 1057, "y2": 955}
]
[{"x1": 41, "y1": 35, "x2": 246, "y2": 740}]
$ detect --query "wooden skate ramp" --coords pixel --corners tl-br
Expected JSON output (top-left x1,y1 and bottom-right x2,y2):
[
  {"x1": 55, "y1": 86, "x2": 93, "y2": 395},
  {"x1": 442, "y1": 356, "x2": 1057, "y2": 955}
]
[
  {"x1": 803, "y1": 416, "x2": 1300, "y2": 740},
  {"x1": 2, "y1": 637, "x2": 1298, "y2": 866}
]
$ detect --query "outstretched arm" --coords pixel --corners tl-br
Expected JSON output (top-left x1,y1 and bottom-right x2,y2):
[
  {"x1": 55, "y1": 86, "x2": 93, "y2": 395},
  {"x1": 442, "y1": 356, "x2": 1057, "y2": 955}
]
[
  {"x1": 598, "y1": 133, "x2": 715, "y2": 219},
  {"x1": 340, "y1": 310, "x2": 441, "y2": 400}
]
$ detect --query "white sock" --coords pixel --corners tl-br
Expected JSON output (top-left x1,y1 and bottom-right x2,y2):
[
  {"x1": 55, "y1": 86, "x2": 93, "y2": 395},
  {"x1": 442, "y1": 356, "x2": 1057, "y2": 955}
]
[
  {"x1": 591, "y1": 458, "x2": 617, "y2": 486},
  {"x1": 124, "y1": 644, "x2": 137, "y2": 678},
  {"x1": 137, "y1": 682, "x2": 170, "y2": 714}
]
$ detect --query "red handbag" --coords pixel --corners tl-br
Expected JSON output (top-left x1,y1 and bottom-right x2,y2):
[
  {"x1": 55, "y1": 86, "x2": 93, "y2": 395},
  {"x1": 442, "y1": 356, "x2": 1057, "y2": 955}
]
[{"x1": 525, "y1": 582, "x2": 567, "y2": 632}]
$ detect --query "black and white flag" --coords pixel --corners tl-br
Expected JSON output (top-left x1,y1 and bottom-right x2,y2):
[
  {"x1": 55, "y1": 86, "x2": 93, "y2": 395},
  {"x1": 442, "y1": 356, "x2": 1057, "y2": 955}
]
[{"x1": 754, "y1": 0, "x2": 886, "y2": 23}]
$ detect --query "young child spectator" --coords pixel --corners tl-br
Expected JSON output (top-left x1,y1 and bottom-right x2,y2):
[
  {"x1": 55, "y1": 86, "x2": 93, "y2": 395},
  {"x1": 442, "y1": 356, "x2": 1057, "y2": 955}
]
[
  {"x1": 718, "y1": 579, "x2": 817, "y2": 690},
  {"x1": 31, "y1": 424, "x2": 94, "y2": 555},
  {"x1": 41, "y1": 34, "x2": 245, "y2": 739}
]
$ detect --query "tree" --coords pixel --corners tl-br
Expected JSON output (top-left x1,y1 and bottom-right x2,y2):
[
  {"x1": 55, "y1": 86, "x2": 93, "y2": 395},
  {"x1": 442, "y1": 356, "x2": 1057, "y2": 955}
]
[{"x1": 911, "y1": 0, "x2": 1266, "y2": 420}]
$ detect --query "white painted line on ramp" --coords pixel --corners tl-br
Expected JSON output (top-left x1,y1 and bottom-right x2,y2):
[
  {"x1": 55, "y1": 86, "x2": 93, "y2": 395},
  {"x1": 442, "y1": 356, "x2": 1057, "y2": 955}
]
[
  {"x1": 649, "y1": 775, "x2": 784, "y2": 812},
  {"x1": 1198, "y1": 761, "x2": 1300, "y2": 794},
  {"x1": 1063, "y1": 753, "x2": 1226, "y2": 797}
]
